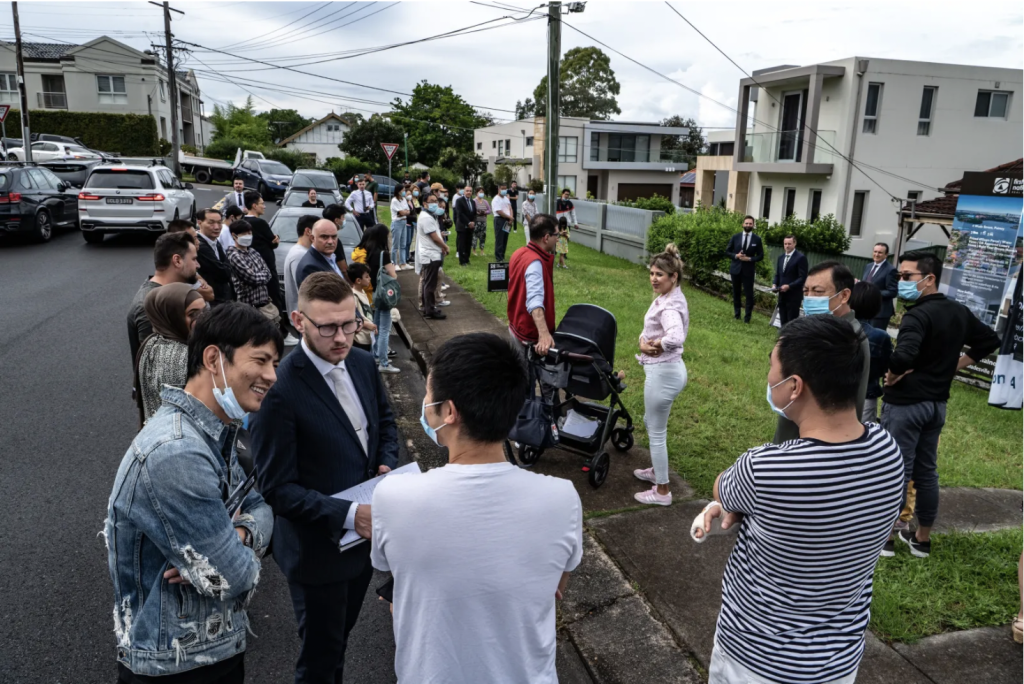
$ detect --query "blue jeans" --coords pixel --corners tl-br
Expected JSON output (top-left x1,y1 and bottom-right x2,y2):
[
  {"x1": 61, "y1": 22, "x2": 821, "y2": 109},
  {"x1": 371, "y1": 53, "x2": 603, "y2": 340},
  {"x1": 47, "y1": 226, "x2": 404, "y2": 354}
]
[
  {"x1": 373, "y1": 304, "x2": 393, "y2": 368},
  {"x1": 390, "y1": 219, "x2": 408, "y2": 265}
]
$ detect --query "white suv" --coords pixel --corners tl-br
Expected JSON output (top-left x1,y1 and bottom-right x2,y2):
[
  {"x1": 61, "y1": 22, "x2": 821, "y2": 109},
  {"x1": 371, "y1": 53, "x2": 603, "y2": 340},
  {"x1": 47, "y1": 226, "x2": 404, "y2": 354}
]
[{"x1": 78, "y1": 163, "x2": 195, "y2": 244}]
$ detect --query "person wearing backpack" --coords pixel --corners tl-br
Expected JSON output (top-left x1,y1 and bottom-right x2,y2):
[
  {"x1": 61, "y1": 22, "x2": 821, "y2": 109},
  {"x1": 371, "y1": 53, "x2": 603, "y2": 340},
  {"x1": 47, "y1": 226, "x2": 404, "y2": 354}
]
[{"x1": 362, "y1": 223, "x2": 402, "y2": 374}]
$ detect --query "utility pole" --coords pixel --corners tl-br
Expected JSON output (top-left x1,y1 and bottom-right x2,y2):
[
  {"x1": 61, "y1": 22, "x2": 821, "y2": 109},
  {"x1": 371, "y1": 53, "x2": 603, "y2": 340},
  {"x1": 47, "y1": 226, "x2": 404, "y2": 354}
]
[
  {"x1": 12, "y1": 2, "x2": 31, "y2": 162},
  {"x1": 152, "y1": 1, "x2": 184, "y2": 175},
  {"x1": 544, "y1": 1, "x2": 561, "y2": 214}
]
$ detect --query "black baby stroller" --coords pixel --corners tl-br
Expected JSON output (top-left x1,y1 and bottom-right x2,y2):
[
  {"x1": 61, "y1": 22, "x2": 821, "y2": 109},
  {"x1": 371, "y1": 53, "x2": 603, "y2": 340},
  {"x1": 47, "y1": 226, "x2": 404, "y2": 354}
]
[{"x1": 506, "y1": 304, "x2": 634, "y2": 488}]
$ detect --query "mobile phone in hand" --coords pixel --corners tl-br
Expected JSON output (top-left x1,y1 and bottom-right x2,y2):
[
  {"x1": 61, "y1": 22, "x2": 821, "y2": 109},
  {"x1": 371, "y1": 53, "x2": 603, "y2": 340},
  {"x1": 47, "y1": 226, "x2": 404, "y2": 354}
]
[{"x1": 376, "y1": 578, "x2": 394, "y2": 603}]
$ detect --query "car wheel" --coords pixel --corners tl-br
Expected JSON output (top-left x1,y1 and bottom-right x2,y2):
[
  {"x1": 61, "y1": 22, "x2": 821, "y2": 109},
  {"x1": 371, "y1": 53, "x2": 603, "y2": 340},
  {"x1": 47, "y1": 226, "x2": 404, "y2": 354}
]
[
  {"x1": 34, "y1": 210, "x2": 52, "y2": 242},
  {"x1": 189, "y1": 203, "x2": 196, "y2": 222},
  {"x1": 258, "y1": 182, "x2": 268, "y2": 200},
  {"x1": 83, "y1": 230, "x2": 104, "y2": 244},
  {"x1": 173, "y1": 208, "x2": 179, "y2": 220},
  {"x1": 194, "y1": 169, "x2": 211, "y2": 184},
  {"x1": 7, "y1": 153, "x2": 17, "y2": 162}
]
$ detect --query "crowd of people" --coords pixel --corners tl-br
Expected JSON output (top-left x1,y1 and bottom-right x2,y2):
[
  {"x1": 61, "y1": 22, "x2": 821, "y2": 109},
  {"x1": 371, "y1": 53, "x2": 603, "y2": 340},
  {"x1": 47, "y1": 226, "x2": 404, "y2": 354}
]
[{"x1": 108, "y1": 170, "x2": 1012, "y2": 684}]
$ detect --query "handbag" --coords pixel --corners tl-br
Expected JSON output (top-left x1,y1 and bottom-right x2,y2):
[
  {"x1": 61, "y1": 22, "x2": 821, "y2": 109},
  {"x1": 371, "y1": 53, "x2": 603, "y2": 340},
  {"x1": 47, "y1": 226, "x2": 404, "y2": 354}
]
[
  {"x1": 508, "y1": 364, "x2": 560, "y2": 449},
  {"x1": 376, "y1": 251, "x2": 402, "y2": 311}
]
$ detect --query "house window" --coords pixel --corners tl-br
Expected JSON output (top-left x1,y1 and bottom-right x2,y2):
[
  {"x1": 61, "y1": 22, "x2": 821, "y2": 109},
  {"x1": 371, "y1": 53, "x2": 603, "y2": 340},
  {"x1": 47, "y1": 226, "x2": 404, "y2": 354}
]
[
  {"x1": 708, "y1": 142, "x2": 719, "y2": 155},
  {"x1": 760, "y1": 187, "x2": 772, "y2": 219},
  {"x1": 635, "y1": 134, "x2": 650, "y2": 162},
  {"x1": 719, "y1": 142, "x2": 734, "y2": 156},
  {"x1": 505, "y1": 138, "x2": 511, "y2": 152},
  {"x1": 0, "y1": 73, "x2": 16, "y2": 104},
  {"x1": 525, "y1": 136, "x2": 534, "y2": 146},
  {"x1": 917, "y1": 86, "x2": 936, "y2": 135},
  {"x1": 159, "y1": 80, "x2": 166, "y2": 102},
  {"x1": 975, "y1": 90, "x2": 1010, "y2": 118},
  {"x1": 557, "y1": 175, "x2": 576, "y2": 195},
  {"x1": 557, "y1": 136, "x2": 577, "y2": 163},
  {"x1": 97, "y1": 75, "x2": 127, "y2": 104},
  {"x1": 850, "y1": 191, "x2": 867, "y2": 237},
  {"x1": 863, "y1": 82, "x2": 882, "y2": 134},
  {"x1": 477, "y1": 142, "x2": 482, "y2": 150},
  {"x1": 492, "y1": 140, "x2": 496, "y2": 148},
  {"x1": 497, "y1": 140, "x2": 504, "y2": 155},
  {"x1": 784, "y1": 188, "x2": 796, "y2": 218},
  {"x1": 590, "y1": 131, "x2": 600, "y2": 162},
  {"x1": 160, "y1": 117, "x2": 167, "y2": 139},
  {"x1": 809, "y1": 189, "x2": 822, "y2": 222}
]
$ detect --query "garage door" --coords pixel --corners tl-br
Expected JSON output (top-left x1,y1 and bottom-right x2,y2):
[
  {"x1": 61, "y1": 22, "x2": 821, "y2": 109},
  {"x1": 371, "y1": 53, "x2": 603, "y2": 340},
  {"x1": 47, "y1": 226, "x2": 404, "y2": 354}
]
[{"x1": 617, "y1": 183, "x2": 673, "y2": 202}]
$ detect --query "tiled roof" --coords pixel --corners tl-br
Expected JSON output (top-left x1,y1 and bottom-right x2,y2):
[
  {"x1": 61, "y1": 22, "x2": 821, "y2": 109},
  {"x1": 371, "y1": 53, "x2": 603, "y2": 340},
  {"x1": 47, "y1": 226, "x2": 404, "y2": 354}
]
[
  {"x1": 906, "y1": 194, "x2": 959, "y2": 218},
  {"x1": 20, "y1": 42, "x2": 76, "y2": 59},
  {"x1": 943, "y1": 158, "x2": 1023, "y2": 192},
  {"x1": 679, "y1": 171, "x2": 696, "y2": 185}
]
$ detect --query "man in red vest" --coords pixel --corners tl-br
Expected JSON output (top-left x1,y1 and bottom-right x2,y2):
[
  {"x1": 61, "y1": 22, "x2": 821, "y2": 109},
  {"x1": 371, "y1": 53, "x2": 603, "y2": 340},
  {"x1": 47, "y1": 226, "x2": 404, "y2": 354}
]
[{"x1": 508, "y1": 213, "x2": 559, "y2": 357}]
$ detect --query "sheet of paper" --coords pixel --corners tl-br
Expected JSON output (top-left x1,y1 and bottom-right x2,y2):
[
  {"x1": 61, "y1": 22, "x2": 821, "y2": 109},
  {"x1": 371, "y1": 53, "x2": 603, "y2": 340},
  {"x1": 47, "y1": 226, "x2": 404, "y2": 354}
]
[
  {"x1": 331, "y1": 462, "x2": 422, "y2": 551},
  {"x1": 561, "y1": 410, "x2": 599, "y2": 439}
]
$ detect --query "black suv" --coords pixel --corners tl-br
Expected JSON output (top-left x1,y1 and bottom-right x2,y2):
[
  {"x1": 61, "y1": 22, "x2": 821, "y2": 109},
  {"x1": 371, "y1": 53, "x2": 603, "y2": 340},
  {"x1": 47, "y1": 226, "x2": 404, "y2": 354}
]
[{"x1": 0, "y1": 163, "x2": 78, "y2": 242}]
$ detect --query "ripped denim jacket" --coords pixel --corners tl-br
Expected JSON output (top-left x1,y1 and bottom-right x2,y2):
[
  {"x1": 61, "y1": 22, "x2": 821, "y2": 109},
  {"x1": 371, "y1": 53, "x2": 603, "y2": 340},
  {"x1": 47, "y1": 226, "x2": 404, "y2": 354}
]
[{"x1": 105, "y1": 386, "x2": 273, "y2": 677}]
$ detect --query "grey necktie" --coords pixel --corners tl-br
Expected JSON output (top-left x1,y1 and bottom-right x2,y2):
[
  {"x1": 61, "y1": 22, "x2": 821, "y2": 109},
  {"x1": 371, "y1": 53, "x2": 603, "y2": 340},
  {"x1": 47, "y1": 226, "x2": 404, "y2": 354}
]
[
  {"x1": 783, "y1": 253, "x2": 791, "y2": 271},
  {"x1": 327, "y1": 367, "x2": 367, "y2": 454},
  {"x1": 871, "y1": 263, "x2": 880, "y2": 280}
]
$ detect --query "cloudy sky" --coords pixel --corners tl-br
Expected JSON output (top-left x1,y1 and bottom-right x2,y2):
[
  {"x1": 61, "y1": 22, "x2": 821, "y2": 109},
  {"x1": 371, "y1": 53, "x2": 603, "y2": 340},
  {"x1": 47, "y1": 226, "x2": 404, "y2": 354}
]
[{"x1": 2, "y1": 0, "x2": 1022, "y2": 132}]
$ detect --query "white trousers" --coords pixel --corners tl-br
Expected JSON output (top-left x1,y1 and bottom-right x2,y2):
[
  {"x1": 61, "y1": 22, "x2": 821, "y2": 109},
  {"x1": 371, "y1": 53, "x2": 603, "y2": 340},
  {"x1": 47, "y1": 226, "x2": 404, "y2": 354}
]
[
  {"x1": 643, "y1": 361, "x2": 687, "y2": 485},
  {"x1": 709, "y1": 642, "x2": 858, "y2": 684}
]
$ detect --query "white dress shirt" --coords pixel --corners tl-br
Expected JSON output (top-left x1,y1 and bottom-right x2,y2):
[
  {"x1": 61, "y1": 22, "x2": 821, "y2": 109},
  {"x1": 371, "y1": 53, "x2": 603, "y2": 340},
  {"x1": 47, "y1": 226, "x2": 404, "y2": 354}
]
[
  {"x1": 301, "y1": 339, "x2": 369, "y2": 529},
  {"x1": 346, "y1": 190, "x2": 374, "y2": 214},
  {"x1": 198, "y1": 231, "x2": 221, "y2": 257}
]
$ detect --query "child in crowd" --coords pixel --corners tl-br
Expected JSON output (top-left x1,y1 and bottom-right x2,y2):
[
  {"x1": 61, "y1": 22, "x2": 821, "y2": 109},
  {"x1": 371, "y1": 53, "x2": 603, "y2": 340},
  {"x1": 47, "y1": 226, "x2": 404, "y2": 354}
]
[
  {"x1": 347, "y1": 262, "x2": 378, "y2": 353},
  {"x1": 556, "y1": 216, "x2": 570, "y2": 269}
]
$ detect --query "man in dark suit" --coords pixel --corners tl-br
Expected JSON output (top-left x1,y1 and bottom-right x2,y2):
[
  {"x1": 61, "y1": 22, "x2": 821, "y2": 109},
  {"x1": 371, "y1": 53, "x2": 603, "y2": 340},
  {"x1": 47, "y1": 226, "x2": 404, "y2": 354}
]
[
  {"x1": 772, "y1": 234, "x2": 808, "y2": 326},
  {"x1": 297, "y1": 218, "x2": 348, "y2": 288},
  {"x1": 453, "y1": 183, "x2": 476, "y2": 266},
  {"x1": 253, "y1": 272, "x2": 399, "y2": 684},
  {"x1": 195, "y1": 207, "x2": 234, "y2": 305},
  {"x1": 724, "y1": 215, "x2": 765, "y2": 323},
  {"x1": 861, "y1": 242, "x2": 899, "y2": 331}
]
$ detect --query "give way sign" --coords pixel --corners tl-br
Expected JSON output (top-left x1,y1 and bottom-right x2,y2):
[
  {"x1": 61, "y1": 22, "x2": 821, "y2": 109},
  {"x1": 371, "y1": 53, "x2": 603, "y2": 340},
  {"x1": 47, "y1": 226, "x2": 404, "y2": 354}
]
[
  {"x1": 380, "y1": 142, "x2": 399, "y2": 160},
  {"x1": 0, "y1": 105, "x2": 10, "y2": 123}
]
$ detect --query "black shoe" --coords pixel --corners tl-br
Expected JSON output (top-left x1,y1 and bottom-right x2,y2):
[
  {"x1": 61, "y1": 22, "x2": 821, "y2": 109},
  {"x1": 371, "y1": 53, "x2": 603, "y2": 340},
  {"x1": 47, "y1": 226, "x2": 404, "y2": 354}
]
[
  {"x1": 388, "y1": 349, "x2": 397, "y2": 358},
  {"x1": 744, "y1": 316, "x2": 751, "y2": 324},
  {"x1": 896, "y1": 529, "x2": 931, "y2": 558},
  {"x1": 425, "y1": 312, "x2": 447, "y2": 320},
  {"x1": 880, "y1": 539, "x2": 895, "y2": 558},
  {"x1": 734, "y1": 313, "x2": 741, "y2": 320}
]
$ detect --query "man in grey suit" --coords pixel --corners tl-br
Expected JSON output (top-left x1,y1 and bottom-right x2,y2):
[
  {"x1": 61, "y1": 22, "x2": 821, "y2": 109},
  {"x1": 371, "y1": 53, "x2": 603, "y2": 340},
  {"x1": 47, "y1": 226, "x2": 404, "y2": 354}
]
[
  {"x1": 221, "y1": 175, "x2": 248, "y2": 211},
  {"x1": 861, "y1": 242, "x2": 899, "y2": 331}
]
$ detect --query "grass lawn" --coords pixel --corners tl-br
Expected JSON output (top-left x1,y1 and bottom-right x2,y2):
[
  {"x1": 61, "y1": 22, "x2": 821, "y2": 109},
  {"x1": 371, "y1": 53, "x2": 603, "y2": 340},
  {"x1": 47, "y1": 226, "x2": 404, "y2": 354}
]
[{"x1": 871, "y1": 528, "x2": 1022, "y2": 642}]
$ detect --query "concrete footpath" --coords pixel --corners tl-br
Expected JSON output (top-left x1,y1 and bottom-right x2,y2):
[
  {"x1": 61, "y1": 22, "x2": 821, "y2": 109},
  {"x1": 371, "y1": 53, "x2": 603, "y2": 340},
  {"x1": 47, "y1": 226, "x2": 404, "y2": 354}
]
[{"x1": 387, "y1": 268, "x2": 1024, "y2": 684}]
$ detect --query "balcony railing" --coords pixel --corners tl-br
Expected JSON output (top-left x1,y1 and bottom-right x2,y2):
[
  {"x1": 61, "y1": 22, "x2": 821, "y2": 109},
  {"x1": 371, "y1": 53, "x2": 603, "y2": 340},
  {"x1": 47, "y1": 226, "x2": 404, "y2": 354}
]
[
  {"x1": 37, "y1": 91, "x2": 67, "y2": 109},
  {"x1": 588, "y1": 147, "x2": 691, "y2": 165},
  {"x1": 742, "y1": 130, "x2": 836, "y2": 165}
]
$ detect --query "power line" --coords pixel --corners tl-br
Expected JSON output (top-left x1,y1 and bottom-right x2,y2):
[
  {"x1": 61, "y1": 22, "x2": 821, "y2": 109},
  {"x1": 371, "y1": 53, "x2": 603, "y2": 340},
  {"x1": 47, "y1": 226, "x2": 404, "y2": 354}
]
[
  {"x1": 259, "y1": 2, "x2": 393, "y2": 51},
  {"x1": 217, "y1": 2, "x2": 332, "y2": 51}
]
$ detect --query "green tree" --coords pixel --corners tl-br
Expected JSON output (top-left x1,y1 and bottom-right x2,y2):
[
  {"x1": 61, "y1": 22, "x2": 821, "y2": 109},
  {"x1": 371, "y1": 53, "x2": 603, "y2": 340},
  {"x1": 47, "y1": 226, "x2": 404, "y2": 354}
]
[
  {"x1": 660, "y1": 115, "x2": 706, "y2": 167},
  {"x1": 531, "y1": 47, "x2": 621, "y2": 120},
  {"x1": 437, "y1": 146, "x2": 487, "y2": 185},
  {"x1": 256, "y1": 108, "x2": 312, "y2": 142},
  {"x1": 338, "y1": 114, "x2": 410, "y2": 171},
  {"x1": 515, "y1": 98, "x2": 535, "y2": 120},
  {"x1": 209, "y1": 97, "x2": 272, "y2": 147},
  {"x1": 389, "y1": 81, "x2": 491, "y2": 167},
  {"x1": 338, "y1": 112, "x2": 364, "y2": 126}
]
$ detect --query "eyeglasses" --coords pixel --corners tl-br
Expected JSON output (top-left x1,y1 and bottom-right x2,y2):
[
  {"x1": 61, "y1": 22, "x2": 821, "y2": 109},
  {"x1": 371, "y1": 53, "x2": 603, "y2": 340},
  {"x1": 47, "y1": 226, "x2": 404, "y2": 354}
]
[
  {"x1": 898, "y1": 271, "x2": 925, "y2": 281},
  {"x1": 300, "y1": 312, "x2": 362, "y2": 337}
]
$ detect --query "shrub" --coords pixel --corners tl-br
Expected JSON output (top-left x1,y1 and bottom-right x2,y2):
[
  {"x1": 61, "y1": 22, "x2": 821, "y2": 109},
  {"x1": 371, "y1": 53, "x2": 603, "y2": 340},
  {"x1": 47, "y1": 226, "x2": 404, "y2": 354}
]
[
  {"x1": 180, "y1": 143, "x2": 199, "y2": 155},
  {"x1": 321, "y1": 156, "x2": 369, "y2": 183},
  {"x1": 264, "y1": 147, "x2": 312, "y2": 171},
  {"x1": 426, "y1": 165, "x2": 460, "y2": 195},
  {"x1": 617, "y1": 193, "x2": 675, "y2": 215},
  {"x1": 204, "y1": 136, "x2": 249, "y2": 161},
  {"x1": 762, "y1": 213, "x2": 851, "y2": 255},
  {"x1": 158, "y1": 138, "x2": 172, "y2": 156},
  {"x1": 528, "y1": 178, "x2": 544, "y2": 193},
  {"x1": 647, "y1": 205, "x2": 771, "y2": 289},
  {"x1": 4, "y1": 109, "x2": 158, "y2": 155},
  {"x1": 479, "y1": 172, "x2": 497, "y2": 196}
]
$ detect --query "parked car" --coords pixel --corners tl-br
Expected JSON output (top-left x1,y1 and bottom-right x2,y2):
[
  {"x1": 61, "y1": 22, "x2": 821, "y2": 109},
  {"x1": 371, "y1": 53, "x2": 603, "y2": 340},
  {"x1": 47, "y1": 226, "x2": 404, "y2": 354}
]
[
  {"x1": 270, "y1": 206, "x2": 360, "y2": 292},
  {"x1": 370, "y1": 174, "x2": 400, "y2": 200},
  {"x1": 0, "y1": 163, "x2": 80, "y2": 242},
  {"x1": 233, "y1": 158, "x2": 293, "y2": 200},
  {"x1": 41, "y1": 157, "x2": 106, "y2": 188},
  {"x1": 34, "y1": 133, "x2": 88, "y2": 147},
  {"x1": 77, "y1": 162, "x2": 195, "y2": 244},
  {"x1": 281, "y1": 169, "x2": 343, "y2": 206},
  {"x1": 7, "y1": 141, "x2": 101, "y2": 163}
]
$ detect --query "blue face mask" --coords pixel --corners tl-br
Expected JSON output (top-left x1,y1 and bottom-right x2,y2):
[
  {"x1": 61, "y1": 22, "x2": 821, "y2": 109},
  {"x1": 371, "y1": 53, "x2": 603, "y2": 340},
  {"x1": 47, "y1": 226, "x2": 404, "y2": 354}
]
[
  {"x1": 419, "y1": 399, "x2": 446, "y2": 445},
  {"x1": 412, "y1": 191, "x2": 420, "y2": 197},
  {"x1": 212, "y1": 351, "x2": 248, "y2": 421},
  {"x1": 477, "y1": 192, "x2": 484, "y2": 199},
  {"x1": 528, "y1": 194, "x2": 535, "y2": 200},
  {"x1": 802, "y1": 291, "x2": 842, "y2": 316},
  {"x1": 500, "y1": 189, "x2": 508, "y2": 196},
  {"x1": 456, "y1": 189, "x2": 463, "y2": 196},
  {"x1": 441, "y1": 194, "x2": 448, "y2": 201},
  {"x1": 898, "y1": 276, "x2": 929, "y2": 301},
  {"x1": 428, "y1": 204, "x2": 443, "y2": 215},
  {"x1": 766, "y1": 375, "x2": 795, "y2": 419}
]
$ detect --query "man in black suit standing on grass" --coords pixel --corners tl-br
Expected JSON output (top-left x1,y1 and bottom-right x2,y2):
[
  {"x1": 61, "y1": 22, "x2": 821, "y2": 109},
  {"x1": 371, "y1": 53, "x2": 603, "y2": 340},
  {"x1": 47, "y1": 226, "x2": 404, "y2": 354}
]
[
  {"x1": 253, "y1": 272, "x2": 399, "y2": 684},
  {"x1": 772, "y1": 234, "x2": 808, "y2": 326},
  {"x1": 725, "y1": 215, "x2": 765, "y2": 323},
  {"x1": 861, "y1": 242, "x2": 899, "y2": 331}
]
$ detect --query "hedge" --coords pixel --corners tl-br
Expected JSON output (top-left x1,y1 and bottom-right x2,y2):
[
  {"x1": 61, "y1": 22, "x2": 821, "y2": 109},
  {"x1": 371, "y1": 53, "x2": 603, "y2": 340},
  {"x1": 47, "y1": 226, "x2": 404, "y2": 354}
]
[
  {"x1": 616, "y1": 193, "x2": 675, "y2": 215},
  {"x1": 761, "y1": 213, "x2": 851, "y2": 255},
  {"x1": 4, "y1": 109, "x2": 158, "y2": 155}
]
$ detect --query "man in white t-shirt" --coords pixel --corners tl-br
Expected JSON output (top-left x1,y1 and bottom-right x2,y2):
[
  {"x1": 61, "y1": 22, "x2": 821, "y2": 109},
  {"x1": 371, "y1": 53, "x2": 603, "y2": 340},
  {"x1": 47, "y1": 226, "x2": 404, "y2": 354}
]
[
  {"x1": 491, "y1": 183, "x2": 514, "y2": 262},
  {"x1": 371, "y1": 332, "x2": 583, "y2": 684},
  {"x1": 416, "y1": 194, "x2": 450, "y2": 320}
]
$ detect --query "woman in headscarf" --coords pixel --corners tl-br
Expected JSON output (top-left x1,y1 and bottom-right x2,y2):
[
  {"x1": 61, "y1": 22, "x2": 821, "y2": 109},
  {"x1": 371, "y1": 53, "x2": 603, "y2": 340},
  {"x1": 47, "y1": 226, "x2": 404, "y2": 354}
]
[{"x1": 135, "y1": 283, "x2": 206, "y2": 424}]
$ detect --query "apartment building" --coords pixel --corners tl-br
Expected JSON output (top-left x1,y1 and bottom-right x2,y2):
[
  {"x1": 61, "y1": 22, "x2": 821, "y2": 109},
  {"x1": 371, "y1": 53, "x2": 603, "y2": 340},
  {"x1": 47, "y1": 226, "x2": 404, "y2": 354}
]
[
  {"x1": 0, "y1": 37, "x2": 205, "y2": 148},
  {"x1": 723, "y1": 57, "x2": 1021, "y2": 257},
  {"x1": 474, "y1": 116, "x2": 689, "y2": 203}
]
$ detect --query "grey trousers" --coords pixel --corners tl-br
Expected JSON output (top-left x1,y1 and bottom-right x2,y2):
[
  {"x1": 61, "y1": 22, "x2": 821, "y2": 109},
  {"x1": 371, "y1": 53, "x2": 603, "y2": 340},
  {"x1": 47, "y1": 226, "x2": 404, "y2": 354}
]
[{"x1": 880, "y1": 400, "x2": 946, "y2": 527}]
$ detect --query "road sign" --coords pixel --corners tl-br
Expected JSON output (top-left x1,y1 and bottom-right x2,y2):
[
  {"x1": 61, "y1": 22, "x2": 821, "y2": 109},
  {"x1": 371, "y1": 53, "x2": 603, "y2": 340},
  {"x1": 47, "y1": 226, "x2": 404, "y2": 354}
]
[
  {"x1": 0, "y1": 105, "x2": 10, "y2": 123},
  {"x1": 381, "y1": 142, "x2": 399, "y2": 160}
]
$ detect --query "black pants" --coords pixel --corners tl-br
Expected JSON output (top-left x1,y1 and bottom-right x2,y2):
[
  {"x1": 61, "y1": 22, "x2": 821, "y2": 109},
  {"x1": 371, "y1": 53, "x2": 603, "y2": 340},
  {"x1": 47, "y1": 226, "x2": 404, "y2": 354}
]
[
  {"x1": 456, "y1": 227, "x2": 473, "y2": 265},
  {"x1": 355, "y1": 212, "x2": 375, "y2": 231},
  {"x1": 510, "y1": 200, "x2": 518, "y2": 231},
  {"x1": 287, "y1": 563, "x2": 373, "y2": 684},
  {"x1": 117, "y1": 655, "x2": 244, "y2": 684},
  {"x1": 731, "y1": 273, "x2": 755, "y2": 320},
  {"x1": 420, "y1": 259, "x2": 442, "y2": 315},
  {"x1": 778, "y1": 295, "x2": 801, "y2": 326},
  {"x1": 494, "y1": 217, "x2": 510, "y2": 262}
]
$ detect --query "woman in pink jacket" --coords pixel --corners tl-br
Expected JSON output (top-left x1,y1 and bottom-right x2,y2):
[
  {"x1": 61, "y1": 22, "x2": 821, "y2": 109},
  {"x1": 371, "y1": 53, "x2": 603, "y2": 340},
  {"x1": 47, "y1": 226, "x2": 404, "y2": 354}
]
[{"x1": 634, "y1": 243, "x2": 690, "y2": 506}]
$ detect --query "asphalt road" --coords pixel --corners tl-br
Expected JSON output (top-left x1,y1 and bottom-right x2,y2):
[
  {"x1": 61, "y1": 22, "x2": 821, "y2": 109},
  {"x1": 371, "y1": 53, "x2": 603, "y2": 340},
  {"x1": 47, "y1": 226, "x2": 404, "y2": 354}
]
[{"x1": 0, "y1": 184, "x2": 400, "y2": 684}]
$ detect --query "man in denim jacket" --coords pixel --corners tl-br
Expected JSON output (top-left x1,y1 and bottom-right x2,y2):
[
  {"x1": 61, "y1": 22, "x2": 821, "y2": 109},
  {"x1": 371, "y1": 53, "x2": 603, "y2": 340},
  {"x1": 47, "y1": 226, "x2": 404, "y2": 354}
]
[{"x1": 106, "y1": 303, "x2": 282, "y2": 683}]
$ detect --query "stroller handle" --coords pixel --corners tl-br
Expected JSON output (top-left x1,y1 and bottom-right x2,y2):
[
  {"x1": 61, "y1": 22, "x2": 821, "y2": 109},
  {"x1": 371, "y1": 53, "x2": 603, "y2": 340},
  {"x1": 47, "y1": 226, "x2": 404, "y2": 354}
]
[{"x1": 535, "y1": 347, "x2": 593, "y2": 363}]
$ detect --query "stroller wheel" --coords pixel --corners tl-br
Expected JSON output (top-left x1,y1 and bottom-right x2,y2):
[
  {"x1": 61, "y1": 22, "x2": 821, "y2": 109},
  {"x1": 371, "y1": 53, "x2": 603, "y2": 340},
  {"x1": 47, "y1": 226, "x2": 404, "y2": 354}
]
[
  {"x1": 588, "y1": 452, "x2": 610, "y2": 488},
  {"x1": 611, "y1": 428, "x2": 634, "y2": 452},
  {"x1": 519, "y1": 445, "x2": 543, "y2": 467}
]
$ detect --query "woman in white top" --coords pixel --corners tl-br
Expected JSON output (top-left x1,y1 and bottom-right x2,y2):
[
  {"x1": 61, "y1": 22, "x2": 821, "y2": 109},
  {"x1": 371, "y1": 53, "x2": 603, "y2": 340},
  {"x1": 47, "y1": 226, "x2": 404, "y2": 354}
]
[
  {"x1": 633, "y1": 243, "x2": 690, "y2": 506},
  {"x1": 390, "y1": 189, "x2": 412, "y2": 270}
]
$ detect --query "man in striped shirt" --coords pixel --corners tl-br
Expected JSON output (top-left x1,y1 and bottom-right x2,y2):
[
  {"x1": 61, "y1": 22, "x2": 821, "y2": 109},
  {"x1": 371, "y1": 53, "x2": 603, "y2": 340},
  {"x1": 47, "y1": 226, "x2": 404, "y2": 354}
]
[{"x1": 697, "y1": 315, "x2": 904, "y2": 683}]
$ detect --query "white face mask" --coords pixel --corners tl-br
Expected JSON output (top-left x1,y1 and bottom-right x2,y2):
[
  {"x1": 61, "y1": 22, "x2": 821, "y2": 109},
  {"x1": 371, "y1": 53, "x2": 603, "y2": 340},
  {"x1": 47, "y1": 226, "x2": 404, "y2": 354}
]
[{"x1": 236, "y1": 233, "x2": 253, "y2": 247}]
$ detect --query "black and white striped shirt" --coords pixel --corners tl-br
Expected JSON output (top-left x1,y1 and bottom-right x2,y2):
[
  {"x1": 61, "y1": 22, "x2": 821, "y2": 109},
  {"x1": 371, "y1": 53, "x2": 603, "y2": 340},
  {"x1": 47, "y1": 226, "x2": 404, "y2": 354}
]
[{"x1": 715, "y1": 423, "x2": 904, "y2": 682}]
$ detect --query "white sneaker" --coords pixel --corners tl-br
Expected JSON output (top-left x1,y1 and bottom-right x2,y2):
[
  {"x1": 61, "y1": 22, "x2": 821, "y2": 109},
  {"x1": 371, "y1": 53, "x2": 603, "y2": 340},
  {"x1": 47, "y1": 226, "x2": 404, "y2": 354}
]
[
  {"x1": 441, "y1": 283, "x2": 450, "y2": 290},
  {"x1": 378, "y1": 364, "x2": 401, "y2": 374},
  {"x1": 438, "y1": 300, "x2": 451, "y2": 307},
  {"x1": 634, "y1": 486, "x2": 672, "y2": 506},
  {"x1": 284, "y1": 333, "x2": 300, "y2": 346},
  {"x1": 633, "y1": 467, "x2": 657, "y2": 484}
]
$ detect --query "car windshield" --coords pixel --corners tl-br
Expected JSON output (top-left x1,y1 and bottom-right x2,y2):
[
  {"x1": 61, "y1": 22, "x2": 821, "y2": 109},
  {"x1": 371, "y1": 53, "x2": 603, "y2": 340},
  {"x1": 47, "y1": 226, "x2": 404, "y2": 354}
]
[
  {"x1": 84, "y1": 170, "x2": 155, "y2": 190},
  {"x1": 258, "y1": 161, "x2": 292, "y2": 175},
  {"x1": 282, "y1": 192, "x2": 340, "y2": 207},
  {"x1": 271, "y1": 212, "x2": 360, "y2": 247},
  {"x1": 291, "y1": 172, "x2": 339, "y2": 191}
]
